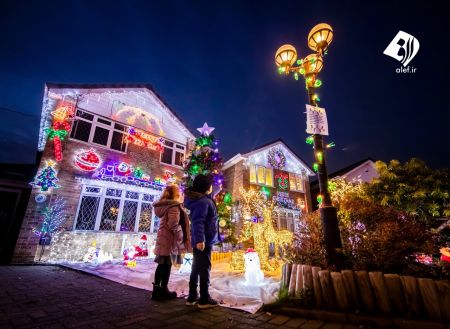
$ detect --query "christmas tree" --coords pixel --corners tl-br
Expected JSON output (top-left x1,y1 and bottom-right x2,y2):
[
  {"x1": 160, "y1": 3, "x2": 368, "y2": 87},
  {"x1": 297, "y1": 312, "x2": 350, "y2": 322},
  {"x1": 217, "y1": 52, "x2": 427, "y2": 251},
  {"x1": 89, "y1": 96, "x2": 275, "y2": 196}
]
[
  {"x1": 30, "y1": 160, "x2": 60, "y2": 191},
  {"x1": 184, "y1": 122, "x2": 224, "y2": 187},
  {"x1": 33, "y1": 197, "x2": 66, "y2": 237}
]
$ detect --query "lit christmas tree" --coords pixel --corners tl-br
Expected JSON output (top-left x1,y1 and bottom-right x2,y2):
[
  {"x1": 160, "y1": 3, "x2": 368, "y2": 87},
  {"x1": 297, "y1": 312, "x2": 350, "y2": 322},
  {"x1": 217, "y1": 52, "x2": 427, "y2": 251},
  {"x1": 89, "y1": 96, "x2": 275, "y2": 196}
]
[
  {"x1": 30, "y1": 160, "x2": 60, "y2": 192},
  {"x1": 184, "y1": 122, "x2": 224, "y2": 187},
  {"x1": 33, "y1": 196, "x2": 67, "y2": 240}
]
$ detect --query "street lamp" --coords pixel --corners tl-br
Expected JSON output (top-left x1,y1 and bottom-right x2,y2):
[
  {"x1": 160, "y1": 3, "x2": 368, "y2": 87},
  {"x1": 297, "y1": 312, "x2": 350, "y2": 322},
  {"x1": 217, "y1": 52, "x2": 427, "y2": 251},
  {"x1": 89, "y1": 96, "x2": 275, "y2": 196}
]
[{"x1": 275, "y1": 23, "x2": 343, "y2": 268}]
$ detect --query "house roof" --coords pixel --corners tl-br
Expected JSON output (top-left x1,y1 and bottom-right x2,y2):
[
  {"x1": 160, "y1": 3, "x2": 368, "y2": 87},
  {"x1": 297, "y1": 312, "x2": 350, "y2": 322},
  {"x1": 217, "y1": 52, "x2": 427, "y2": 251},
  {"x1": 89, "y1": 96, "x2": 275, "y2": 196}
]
[
  {"x1": 223, "y1": 138, "x2": 314, "y2": 175},
  {"x1": 44, "y1": 83, "x2": 197, "y2": 138},
  {"x1": 310, "y1": 157, "x2": 375, "y2": 186}
]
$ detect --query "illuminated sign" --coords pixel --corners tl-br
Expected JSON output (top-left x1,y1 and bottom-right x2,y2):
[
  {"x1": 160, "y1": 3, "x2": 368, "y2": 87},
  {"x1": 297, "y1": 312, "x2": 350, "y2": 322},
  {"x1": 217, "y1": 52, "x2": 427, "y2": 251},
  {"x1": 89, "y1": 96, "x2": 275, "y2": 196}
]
[
  {"x1": 126, "y1": 128, "x2": 164, "y2": 152},
  {"x1": 74, "y1": 149, "x2": 102, "y2": 171}
]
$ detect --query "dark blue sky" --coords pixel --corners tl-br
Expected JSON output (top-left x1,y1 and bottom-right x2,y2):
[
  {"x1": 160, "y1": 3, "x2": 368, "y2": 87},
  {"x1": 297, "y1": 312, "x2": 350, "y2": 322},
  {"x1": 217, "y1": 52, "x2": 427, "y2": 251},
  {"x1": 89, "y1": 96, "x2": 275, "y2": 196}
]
[{"x1": 1, "y1": 0, "x2": 449, "y2": 171}]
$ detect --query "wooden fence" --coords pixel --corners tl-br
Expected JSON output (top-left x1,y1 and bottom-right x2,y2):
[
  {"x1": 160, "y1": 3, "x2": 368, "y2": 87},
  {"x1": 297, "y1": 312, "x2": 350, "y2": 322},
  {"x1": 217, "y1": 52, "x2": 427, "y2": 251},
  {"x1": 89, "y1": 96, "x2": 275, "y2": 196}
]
[
  {"x1": 281, "y1": 263, "x2": 450, "y2": 322},
  {"x1": 211, "y1": 251, "x2": 232, "y2": 263}
]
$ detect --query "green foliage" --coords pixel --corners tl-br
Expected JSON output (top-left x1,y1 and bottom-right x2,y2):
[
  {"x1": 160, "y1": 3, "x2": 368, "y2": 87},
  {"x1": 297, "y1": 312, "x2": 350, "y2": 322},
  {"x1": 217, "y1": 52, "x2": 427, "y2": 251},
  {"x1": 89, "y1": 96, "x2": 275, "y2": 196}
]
[
  {"x1": 364, "y1": 158, "x2": 450, "y2": 227},
  {"x1": 216, "y1": 192, "x2": 237, "y2": 245}
]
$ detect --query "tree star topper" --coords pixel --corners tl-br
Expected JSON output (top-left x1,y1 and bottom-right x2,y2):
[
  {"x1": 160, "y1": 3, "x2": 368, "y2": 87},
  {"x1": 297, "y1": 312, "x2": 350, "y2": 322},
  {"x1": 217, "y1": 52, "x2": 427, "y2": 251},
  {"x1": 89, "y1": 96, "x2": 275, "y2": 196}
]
[{"x1": 197, "y1": 122, "x2": 215, "y2": 136}]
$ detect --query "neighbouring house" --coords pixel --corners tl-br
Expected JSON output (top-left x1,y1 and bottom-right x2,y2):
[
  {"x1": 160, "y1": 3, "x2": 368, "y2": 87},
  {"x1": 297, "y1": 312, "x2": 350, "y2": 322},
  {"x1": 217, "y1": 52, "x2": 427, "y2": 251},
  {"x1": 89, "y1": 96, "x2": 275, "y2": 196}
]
[
  {"x1": 310, "y1": 158, "x2": 378, "y2": 210},
  {"x1": 12, "y1": 83, "x2": 195, "y2": 263},
  {"x1": 223, "y1": 139, "x2": 315, "y2": 234},
  {"x1": 0, "y1": 154, "x2": 41, "y2": 263}
]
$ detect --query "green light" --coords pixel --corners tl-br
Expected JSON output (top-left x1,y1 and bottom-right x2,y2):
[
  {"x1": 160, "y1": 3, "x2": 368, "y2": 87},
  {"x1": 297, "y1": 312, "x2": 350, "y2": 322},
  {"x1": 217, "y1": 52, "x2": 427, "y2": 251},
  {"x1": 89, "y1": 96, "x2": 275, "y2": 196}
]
[
  {"x1": 224, "y1": 192, "x2": 232, "y2": 204},
  {"x1": 261, "y1": 186, "x2": 270, "y2": 197},
  {"x1": 278, "y1": 67, "x2": 283, "y2": 74},
  {"x1": 314, "y1": 79, "x2": 322, "y2": 87},
  {"x1": 306, "y1": 136, "x2": 314, "y2": 145},
  {"x1": 313, "y1": 163, "x2": 319, "y2": 172},
  {"x1": 317, "y1": 194, "x2": 323, "y2": 204},
  {"x1": 328, "y1": 181, "x2": 337, "y2": 192},
  {"x1": 294, "y1": 73, "x2": 299, "y2": 80},
  {"x1": 296, "y1": 59, "x2": 303, "y2": 65},
  {"x1": 299, "y1": 68, "x2": 305, "y2": 75},
  {"x1": 326, "y1": 142, "x2": 335, "y2": 148}
]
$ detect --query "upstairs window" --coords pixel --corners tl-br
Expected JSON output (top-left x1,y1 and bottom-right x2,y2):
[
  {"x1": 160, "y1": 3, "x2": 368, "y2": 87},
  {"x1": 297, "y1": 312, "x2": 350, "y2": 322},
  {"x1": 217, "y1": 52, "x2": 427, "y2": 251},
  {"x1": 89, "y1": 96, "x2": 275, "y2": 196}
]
[
  {"x1": 289, "y1": 173, "x2": 305, "y2": 192},
  {"x1": 160, "y1": 140, "x2": 185, "y2": 167},
  {"x1": 70, "y1": 109, "x2": 128, "y2": 152},
  {"x1": 249, "y1": 165, "x2": 273, "y2": 187}
]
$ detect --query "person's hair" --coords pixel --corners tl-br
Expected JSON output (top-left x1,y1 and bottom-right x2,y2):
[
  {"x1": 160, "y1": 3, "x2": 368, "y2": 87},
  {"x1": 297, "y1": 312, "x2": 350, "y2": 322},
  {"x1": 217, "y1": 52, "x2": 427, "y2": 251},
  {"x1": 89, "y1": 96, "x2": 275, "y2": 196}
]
[
  {"x1": 159, "y1": 184, "x2": 180, "y2": 202},
  {"x1": 192, "y1": 174, "x2": 213, "y2": 194}
]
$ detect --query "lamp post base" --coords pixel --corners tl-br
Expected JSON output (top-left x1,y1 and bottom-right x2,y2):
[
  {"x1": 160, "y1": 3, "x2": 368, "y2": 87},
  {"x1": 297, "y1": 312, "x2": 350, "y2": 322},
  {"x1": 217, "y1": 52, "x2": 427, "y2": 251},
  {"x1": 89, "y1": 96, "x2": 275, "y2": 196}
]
[{"x1": 319, "y1": 206, "x2": 343, "y2": 269}]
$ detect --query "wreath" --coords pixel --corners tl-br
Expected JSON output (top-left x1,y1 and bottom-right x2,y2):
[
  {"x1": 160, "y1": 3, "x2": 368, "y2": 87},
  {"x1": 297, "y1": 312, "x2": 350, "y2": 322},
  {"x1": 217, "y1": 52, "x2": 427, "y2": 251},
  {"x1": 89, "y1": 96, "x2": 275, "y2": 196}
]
[{"x1": 267, "y1": 148, "x2": 286, "y2": 170}]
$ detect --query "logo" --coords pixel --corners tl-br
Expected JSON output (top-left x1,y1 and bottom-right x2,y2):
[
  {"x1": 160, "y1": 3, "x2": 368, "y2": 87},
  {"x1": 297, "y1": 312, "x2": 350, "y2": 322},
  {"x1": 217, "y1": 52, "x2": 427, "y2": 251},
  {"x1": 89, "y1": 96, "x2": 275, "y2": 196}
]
[{"x1": 383, "y1": 31, "x2": 419, "y2": 73}]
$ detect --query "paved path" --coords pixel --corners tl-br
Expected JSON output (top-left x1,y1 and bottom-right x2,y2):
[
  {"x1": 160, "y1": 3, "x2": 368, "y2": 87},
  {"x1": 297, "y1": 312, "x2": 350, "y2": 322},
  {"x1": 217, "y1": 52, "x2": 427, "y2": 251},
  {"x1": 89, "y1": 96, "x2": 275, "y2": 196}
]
[{"x1": 0, "y1": 266, "x2": 356, "y2": 329}]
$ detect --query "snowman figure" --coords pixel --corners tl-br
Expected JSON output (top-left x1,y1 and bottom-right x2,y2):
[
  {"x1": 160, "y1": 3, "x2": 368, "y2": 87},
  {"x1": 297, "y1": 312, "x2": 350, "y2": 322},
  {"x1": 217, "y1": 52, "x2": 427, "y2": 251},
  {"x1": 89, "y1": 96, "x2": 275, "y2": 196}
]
[
  {"x1": 178, "y1": 253, "x2": 193, "y2": 274},
  {"x1": 244, "y1": 248, "x2": 264, "y2": 285},
  {"x1": 83, "y1": 241, "x2": 98, "y2": 263}
]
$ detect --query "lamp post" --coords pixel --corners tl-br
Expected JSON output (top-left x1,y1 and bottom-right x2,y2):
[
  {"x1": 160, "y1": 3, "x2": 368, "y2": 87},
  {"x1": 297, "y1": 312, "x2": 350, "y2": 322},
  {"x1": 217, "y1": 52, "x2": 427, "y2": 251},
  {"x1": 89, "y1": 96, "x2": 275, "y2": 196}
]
[{"x1": 275, "y1": 23, "x2": 343, "y2": 268}]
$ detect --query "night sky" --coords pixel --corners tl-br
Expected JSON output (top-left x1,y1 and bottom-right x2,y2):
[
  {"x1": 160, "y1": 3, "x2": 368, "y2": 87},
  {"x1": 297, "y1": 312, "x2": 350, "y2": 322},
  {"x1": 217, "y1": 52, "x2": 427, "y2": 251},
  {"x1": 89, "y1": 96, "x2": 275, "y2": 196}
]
[{"x1": 1, "y1": 0, "x2": 449, "y2": 172}]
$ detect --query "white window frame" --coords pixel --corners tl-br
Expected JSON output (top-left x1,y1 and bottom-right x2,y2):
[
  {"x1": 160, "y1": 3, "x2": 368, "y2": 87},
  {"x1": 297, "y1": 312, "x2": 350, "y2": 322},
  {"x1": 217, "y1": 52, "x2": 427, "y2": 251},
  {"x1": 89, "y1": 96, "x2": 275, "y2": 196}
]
[
  {"x1": 69, "y1": 109, "x2": 128, "y2": 154},
  {"x1": 289, "y1": 173, "x2": 305, "y2": 192},
  {"x1": 160, "y1": 140, "x2": 186, "y2": 167},
  {"x1": 249, "y1": 164, "x2": 273, "y2": 187},
  {"x1": 74, "y1": 183, "x2": 159, "y2": 233}
]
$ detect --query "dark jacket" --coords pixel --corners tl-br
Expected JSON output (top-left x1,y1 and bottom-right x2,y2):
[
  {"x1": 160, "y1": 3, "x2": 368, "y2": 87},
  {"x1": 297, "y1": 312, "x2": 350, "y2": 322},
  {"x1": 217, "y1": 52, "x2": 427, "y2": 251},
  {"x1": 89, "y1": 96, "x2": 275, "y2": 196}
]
[
  {"x1": 184, "y1": 189, "x2": 219, "y2": 247},
  {"x1": 153, "y1": 200, "x2": 192, "y2": 256}
]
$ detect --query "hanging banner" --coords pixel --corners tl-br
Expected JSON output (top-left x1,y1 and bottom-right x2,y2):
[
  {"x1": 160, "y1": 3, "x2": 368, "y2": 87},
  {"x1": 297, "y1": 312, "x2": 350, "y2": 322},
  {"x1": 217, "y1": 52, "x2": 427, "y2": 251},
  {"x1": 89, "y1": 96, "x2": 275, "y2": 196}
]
[{"x1": 305, "y1": 104, "x2": 328, "y2": 136}]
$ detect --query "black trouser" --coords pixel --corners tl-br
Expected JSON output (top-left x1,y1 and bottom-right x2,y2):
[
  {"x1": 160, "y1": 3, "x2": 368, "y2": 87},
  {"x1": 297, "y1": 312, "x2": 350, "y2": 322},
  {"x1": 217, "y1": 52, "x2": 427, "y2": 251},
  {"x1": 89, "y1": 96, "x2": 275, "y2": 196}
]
[
  {"x1": 154, "y1": 263, "x2": 172, "y2": 287},
  {"x1": 189, "y1": 246, "x2": 212, "y2": 300}
]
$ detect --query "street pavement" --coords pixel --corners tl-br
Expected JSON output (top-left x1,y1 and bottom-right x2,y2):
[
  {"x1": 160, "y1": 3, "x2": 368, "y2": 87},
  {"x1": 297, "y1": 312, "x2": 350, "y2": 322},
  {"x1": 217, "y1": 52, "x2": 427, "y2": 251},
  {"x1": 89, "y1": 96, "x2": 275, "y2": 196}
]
[{"x1": 0, "y1": 265, "x2": 356, "y2": 329}]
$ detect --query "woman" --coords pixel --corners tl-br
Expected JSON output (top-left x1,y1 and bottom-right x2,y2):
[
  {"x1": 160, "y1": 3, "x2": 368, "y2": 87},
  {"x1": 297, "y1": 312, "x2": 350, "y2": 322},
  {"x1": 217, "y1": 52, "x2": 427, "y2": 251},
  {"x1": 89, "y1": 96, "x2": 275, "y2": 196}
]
[{"x1": 152, "y1": 184, "x2": 191, "y2": 300}]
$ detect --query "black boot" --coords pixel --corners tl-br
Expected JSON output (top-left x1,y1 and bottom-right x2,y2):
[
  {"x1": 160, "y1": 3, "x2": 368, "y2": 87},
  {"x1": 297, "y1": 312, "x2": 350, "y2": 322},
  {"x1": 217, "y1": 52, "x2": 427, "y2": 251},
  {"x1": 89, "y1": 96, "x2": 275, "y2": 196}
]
[
  {"x1": 186, "y1": 284, "x2": 198, "y2": 305},
  {"x1": 151, "y1": 283, "x2": 162, "y2": 301},
  {"x1": 161, "y1": 264, "x2": 177, "y2": 299}
]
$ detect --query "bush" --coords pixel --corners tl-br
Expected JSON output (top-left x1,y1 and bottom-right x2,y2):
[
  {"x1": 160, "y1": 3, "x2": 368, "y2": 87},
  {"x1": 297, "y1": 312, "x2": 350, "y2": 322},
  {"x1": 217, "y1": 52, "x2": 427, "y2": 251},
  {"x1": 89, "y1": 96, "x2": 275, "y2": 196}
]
[{"x1": 286, "y1": 196, "x2": 447, "y2": 279}]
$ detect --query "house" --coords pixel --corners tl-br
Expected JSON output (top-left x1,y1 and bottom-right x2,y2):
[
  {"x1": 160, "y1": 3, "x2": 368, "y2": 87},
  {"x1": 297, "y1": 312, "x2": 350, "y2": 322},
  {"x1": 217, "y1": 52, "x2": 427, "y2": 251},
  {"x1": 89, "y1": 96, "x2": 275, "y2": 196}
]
[
  {"x1": 12, "y1": 83, "x2": 195, "y2": 263},
  {"x1": 222, "y1": 139, "x2": 314, "y2": 233},
  {"x1": 310, "y1": 158, "x2": 378, "y2": 210},
  {"x1": 0, "y1": 155, "x2": 41, "y2": 264}
]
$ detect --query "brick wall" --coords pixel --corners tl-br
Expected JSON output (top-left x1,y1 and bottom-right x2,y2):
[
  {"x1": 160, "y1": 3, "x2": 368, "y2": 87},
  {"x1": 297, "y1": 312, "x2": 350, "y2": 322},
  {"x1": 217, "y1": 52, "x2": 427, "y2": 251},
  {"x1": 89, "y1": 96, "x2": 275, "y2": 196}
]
[{"x1": 12, "y1": 136, "x2": 186, "y2": 263}]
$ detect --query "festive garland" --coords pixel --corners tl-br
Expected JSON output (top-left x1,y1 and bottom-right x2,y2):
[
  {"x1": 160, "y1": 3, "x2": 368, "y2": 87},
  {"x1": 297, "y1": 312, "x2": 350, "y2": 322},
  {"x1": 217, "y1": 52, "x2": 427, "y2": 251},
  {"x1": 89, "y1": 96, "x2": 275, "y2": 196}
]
[{"x1": 267, "y1": 148, "x2": 286, "y2": 170}]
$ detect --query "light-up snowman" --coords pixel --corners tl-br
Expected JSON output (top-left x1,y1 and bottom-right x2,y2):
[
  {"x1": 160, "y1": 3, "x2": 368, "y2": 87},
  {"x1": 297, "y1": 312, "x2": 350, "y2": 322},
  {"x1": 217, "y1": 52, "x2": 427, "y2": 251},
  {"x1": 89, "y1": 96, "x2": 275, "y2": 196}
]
[
  {"x1": 244, "y1": 248, "x2": 264, "y2": 285},
  {"x1": 178, "y1": 253, "x2": 193, "y2": 274}
]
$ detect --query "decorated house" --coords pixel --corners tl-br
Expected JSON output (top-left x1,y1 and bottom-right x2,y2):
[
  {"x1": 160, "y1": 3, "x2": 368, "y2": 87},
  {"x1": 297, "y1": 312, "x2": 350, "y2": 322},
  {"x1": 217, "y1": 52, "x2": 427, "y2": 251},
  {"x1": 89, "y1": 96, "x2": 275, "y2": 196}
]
[
  {"x1": 223, "y1": 139, "x2": 314, "y2": 234},
  {"x1": 13, "y1": 84, "x2": 195, "y2": 263}
]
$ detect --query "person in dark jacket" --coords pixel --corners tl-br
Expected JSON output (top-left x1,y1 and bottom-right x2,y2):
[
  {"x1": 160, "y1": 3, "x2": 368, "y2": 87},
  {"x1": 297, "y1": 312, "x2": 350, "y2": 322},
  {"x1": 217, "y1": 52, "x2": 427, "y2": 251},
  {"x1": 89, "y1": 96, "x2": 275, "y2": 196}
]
[
  {"x1": 184, "y1": 174, "x2": 220, "y2": 308},
  {"x1": 152, "y1": 184, "x2": 191, "y2": 301}
]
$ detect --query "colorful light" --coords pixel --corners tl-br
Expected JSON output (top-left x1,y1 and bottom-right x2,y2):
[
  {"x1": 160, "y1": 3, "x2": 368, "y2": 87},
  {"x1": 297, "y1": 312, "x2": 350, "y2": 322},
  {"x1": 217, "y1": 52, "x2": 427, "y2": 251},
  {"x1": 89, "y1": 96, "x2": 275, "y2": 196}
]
[
  {"x1": 126, "y1": 128, "x2": 164, "y2": 152},
  {"x1": 306, "y1": 135, "x2": 314, "y2": 145},
  {"x1": 326, "y1": 142, "x2": 335, "y2": 148},
  {"x1": 313, "y1": 163, "x2": 319, "y2": 172},
  {"x1": 74, "y1": 149, "x2": 101, "y2": 171},
  {"x1": 30, "y1": 160, "x2": 60, "y2": 192},
  {"x1": 314, "y1": 79, "x2": 322, "y2": 87},
  {"x1": 315, "y1": 151, "x2": 323, "y2": 164},
  {"x1": 317, "y1": 194, "x2": 323, "y2": 204},
  {"x1": 275, "y1": 172, "x2": 289, "y2": 190}
]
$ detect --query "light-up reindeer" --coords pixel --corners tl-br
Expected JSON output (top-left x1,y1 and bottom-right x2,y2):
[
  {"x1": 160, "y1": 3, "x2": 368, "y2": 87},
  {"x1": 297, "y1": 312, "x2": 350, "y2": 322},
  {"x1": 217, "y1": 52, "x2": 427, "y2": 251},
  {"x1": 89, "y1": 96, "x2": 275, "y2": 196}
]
[{"x1": 237, "y1": 188, "x2": 293, "y2": 271}]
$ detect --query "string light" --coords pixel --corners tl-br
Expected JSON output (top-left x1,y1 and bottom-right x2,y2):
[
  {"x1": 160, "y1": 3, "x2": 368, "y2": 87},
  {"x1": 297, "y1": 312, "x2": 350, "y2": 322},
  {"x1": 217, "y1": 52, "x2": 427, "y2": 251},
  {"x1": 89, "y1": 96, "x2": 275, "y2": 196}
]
[
  {"x1": 313, "y1": 163, "x2": 319, "y2": 172},
  {"x1": 315, "y1": 151, "x2": 323, "y2": 164},
  {"x1": 326, "y1": 142, "x2": 335, "y2": 149},
  {"x1": 314, "y1": 79, "x2": 322, "y2": 87}
]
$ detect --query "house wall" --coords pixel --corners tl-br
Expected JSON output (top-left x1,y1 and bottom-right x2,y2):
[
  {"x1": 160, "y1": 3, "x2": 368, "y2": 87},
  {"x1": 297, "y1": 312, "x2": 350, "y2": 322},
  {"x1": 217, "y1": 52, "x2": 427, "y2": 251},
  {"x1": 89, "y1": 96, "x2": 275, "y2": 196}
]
[
  {"x1": 13, "y1": 89, "x2": 189, "y2": 263},
  {"x1": 343, "y1": 161, "x2": 378, "y2": 183}
]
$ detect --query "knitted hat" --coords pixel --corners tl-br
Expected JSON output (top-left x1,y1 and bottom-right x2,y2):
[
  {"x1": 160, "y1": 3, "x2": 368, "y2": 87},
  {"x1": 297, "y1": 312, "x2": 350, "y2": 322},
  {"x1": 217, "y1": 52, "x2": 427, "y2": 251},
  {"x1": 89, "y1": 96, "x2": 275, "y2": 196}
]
[{"x1": 192, "y1": 174, "x2": 213, "y2": 194}]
